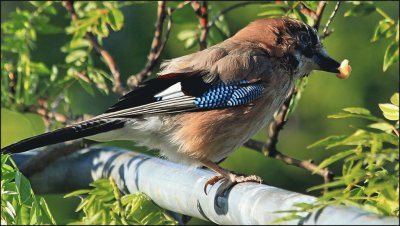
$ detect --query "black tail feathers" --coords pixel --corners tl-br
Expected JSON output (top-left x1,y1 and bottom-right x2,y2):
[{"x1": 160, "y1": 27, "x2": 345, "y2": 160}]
[{"x1": 1, "y1": 119, "x2": 126, "y2": 154}]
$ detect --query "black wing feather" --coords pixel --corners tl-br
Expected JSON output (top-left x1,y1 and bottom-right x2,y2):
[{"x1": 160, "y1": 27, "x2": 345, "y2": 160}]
[
  {"x1": 106, "y1": 74, "x2": 212, "y2": 114},
  {"x1": 106, "y1": 76, "x2": 181, "y2": 113}
]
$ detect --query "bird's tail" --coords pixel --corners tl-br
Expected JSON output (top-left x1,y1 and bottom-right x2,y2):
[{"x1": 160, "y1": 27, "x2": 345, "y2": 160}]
[{"x1": 1, "y1": 118, "x2": 127, "y2": 154}]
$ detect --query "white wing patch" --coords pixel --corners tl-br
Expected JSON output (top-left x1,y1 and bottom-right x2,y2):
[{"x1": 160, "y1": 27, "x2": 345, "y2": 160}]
[{"x1": 154, "y1": 82, "x2": 184, "y2": 100}]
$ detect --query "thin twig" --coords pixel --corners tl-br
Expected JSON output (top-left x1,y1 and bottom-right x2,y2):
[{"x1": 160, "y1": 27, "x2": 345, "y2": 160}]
[
  {"x1": 313, "y1": 1, "x2": 327, "y2": 30},
  {"x1": 127, "y1": 1, "x2": 172, "y2": 88},
  {"x1": 243, "y1": 139, "x2": 334, "y2": 185},
  {"x1": 62, "y1": 0, "x2": 127, "y2": 95},
  {"x1": 127, "y1": 1, "x2": 188, "y2": 88},
  {"x1": 264, "y1": 94, "x2": 292, "y2": 157},
  {"x1": 321, "y1": 1, "x2": 342, "y2": 39},
  {"x1": 191, "y1": 1, "x2": 208, "y2": 50},
  {"x1": 26, "y1": 98, "x2": 67, "y2": 130}
]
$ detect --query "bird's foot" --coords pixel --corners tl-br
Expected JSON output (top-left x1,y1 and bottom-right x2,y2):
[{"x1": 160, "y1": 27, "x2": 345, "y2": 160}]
[
  {"x1": 203, "y1": 172, "x2": 262, "y2": 195},
  {"x1": 200, "y1": 159, "x2": 262, "y2": 194}
]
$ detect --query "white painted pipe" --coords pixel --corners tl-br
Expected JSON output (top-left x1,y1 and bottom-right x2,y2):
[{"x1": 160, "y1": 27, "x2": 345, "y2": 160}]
[{"x1": 12, "y1": 147, "x2": 399, "y2": 225}]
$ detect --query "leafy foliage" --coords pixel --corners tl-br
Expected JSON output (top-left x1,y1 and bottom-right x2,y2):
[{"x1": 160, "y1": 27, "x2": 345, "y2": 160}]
[
  {"x1": 1, "y1": 1, "x2": 128, "y2": 113},
  {"x1": 258, "y1": 2, "x2": 314, "y2": 25},
  {"x1": 1, "y1": 2, "x2": 62, "y2": 109},
  {"x1": 310, "y1": 92, "x2": 399, "y2": 217},
  {"x1": 64, "y1": 178, "x2": 177, "y2": 225},
  {"x1": 62, "y1": 1, "x2": 128, "y2": 96},
  {"x1": 1, "y1": 154, "x2": 56, "y2": 225},
  {"x1": 345, "y1": 1, "x2": 399, "y2": 71},
  {"x1": 277, "y1": 93, "x2": 399, "y2": 221}
]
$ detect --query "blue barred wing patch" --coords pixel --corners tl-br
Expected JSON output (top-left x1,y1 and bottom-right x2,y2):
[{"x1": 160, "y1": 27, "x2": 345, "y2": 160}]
[{"x1": 194, "y1": 80, "x2": 264, "y2": 109}]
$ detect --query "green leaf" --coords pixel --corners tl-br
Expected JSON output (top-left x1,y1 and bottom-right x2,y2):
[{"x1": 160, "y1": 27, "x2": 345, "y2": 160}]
[
  {"x1": 108, "y1": 9, "x2": 124, "y2": 31},
  {"x1": 177, "y1": 30, "x2": 197, "y2": 40},
  {"x1": 368, "y1": 122, "x2": 394, "y2": 133},
  {"x1": 14, "y1": 171, "x2": 32, "y2": 204},
  {"x1": 43, "y1": 5, "x2": 57, "y2": 15},
  {"x1": 2, "y1": 153, "x2": 10, "y2": 166},
  {"x1": 310, "y1": 129, "x2": 398, "y2": 150},
  {"x1": 260, "y1": 3, "x2": 289, "y2": 10},
  {"x1": 293, "y1": 202, "x2": 316, "y2": 210},
  {"x1": 65, "y1": 50, "x2": 88, "y2": 63},
  {"x1": 302, "y1": 1, "x2": 319, "y2": 11},
  {"x1": 341, "y1": 130, "x2": 397, "y2": 147},
  {"x1": 30, "y1": 62, "x2": 50, "y2": 75},
  {"x1": 307, "y1": 180, "x2": 346, "y2": 192},
  {"x1": 95, "y1": 17, "x2": 110, "y2": 37},
  {"x1": 257, "y1": 9, "x2": 286, "y2": 17},
  {"x1": 29, "y1": 201, "x2": 38, "y2": 225},
  {"x1": 379, "y1": 103, "x2": 399, "y2": 121},
  {"x1": 383, "y1": 41, "x2": 399, "y2": 71},
  {"x1": 271, "y1": 214, "x2": 302, "y2": 224},
  {"x1": 328, "y1": 107, "x2": 382, "y2": 121},
  {"x1": 371, "y1": 19, "x2": 395, "y2": 42},
  {"x1": 307, "y1": 135, "x2": 348, "y2": 149},
  {"x1": 315, "y1": 149, "x2": 355, "y2": 172},
  {"x1": 64, "y1": 189, "x2": 91, "y2": 198},
  {"x1": 344, "y1": 3, "x2": 376, "y2": 17},
  {"x1": 87, "y1": 69, "x2": 109, "y2": 94},
  {"x1": 390, "y1": 93, "x2": 399, "y2": 106},
  {"x1": 38, "y1": 197, "x2": 56, "y2": 224},
  {"x1": 78, "y1": 79, "x2": 95, "y2": 96},
  {"x1": 184, "y1": 38, "x2": 197, "y2": 49},
  {"x1": 293, "y1": 9, "x2": 308, "y2": 24},
  {"x1": 343, "y1": 107, "x2": 371, "y2": 115}
]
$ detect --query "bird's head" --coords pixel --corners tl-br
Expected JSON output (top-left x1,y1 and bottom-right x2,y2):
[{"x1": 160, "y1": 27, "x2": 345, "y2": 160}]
[{"x1": 233, "y1": 18, "x2": 344, "y2": 79}]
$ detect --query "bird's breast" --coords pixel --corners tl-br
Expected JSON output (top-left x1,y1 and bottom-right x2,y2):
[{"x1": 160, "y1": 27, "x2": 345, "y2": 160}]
[{"x1": 165, "y1": 86, "x2": 289, "y2": 163}]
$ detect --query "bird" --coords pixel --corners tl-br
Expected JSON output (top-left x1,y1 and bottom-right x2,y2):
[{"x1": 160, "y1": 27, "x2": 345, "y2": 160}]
[{"x1": 2, "y1": 18, "x2": 345, "y2": 192}]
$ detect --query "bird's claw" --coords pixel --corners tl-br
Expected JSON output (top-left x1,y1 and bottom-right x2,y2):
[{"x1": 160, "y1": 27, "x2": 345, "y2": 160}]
[
  {"x1": 204, "y1": 175, "x2": 225, "y2": 194},
  {"x1": 203, "y1": 173, "x2": 263, "y2": 195}
]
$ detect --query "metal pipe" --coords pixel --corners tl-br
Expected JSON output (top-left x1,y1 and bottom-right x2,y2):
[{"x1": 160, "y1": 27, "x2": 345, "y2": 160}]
[{"x1": 12, "y1": 147, "x2": 399, "y2": 225}]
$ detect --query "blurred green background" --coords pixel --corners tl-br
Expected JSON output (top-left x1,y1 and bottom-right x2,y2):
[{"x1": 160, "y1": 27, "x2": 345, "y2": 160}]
[{"x1": 1, "y1": 1, "x2": 399, "y2": 224}]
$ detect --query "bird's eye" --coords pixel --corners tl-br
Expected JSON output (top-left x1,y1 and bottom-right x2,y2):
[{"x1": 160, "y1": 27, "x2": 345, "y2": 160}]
[{"x1": 299, "y1": 33, "x2": 310, "y2": 44}]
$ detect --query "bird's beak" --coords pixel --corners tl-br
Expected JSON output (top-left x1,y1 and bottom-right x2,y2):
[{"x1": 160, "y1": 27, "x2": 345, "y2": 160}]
[{"x1": 313, "y1": 47, "x2": 340, "y2": 73}]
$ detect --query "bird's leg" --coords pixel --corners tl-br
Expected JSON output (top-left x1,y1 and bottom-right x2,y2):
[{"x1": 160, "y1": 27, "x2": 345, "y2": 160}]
[{"x1": 200, "y1": 159, "x2": 262, "y2": 194}]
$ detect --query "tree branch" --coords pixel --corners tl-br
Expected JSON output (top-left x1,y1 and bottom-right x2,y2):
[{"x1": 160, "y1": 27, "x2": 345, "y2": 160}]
[
  {"x1": 243, "y1": 139, "x2": 333, "y2": 184},
  {"x1": 191, "y1": 1, "x2": 209, "y2": 50},
  {"x1": 313, "y1": 1, "x2": 327, "y2": 30},
  {"x1": 25, "y1": 98, "x2": 67, "y2": 130},
  {"x1": 62, "y1": 0, "x2": 127, "y2": 95},
  {"x1": 321, "y1": 1, "x2": 342, "y2": 39},
  {"x1": 127, "y1": 1, "x2": 176, "y2": 88},
  {"x1": 12, "y1": 147, "x2": 398, "y2": 225}
]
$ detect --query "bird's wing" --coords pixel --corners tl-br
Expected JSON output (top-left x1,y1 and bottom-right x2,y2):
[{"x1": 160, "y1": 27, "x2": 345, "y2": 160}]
[
  {"x1": 95, "y1": 75, "x2": 264, "y2": 119},
  {"x1": 92, "y1": 46, "x2": 271, "y2": 120}
]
